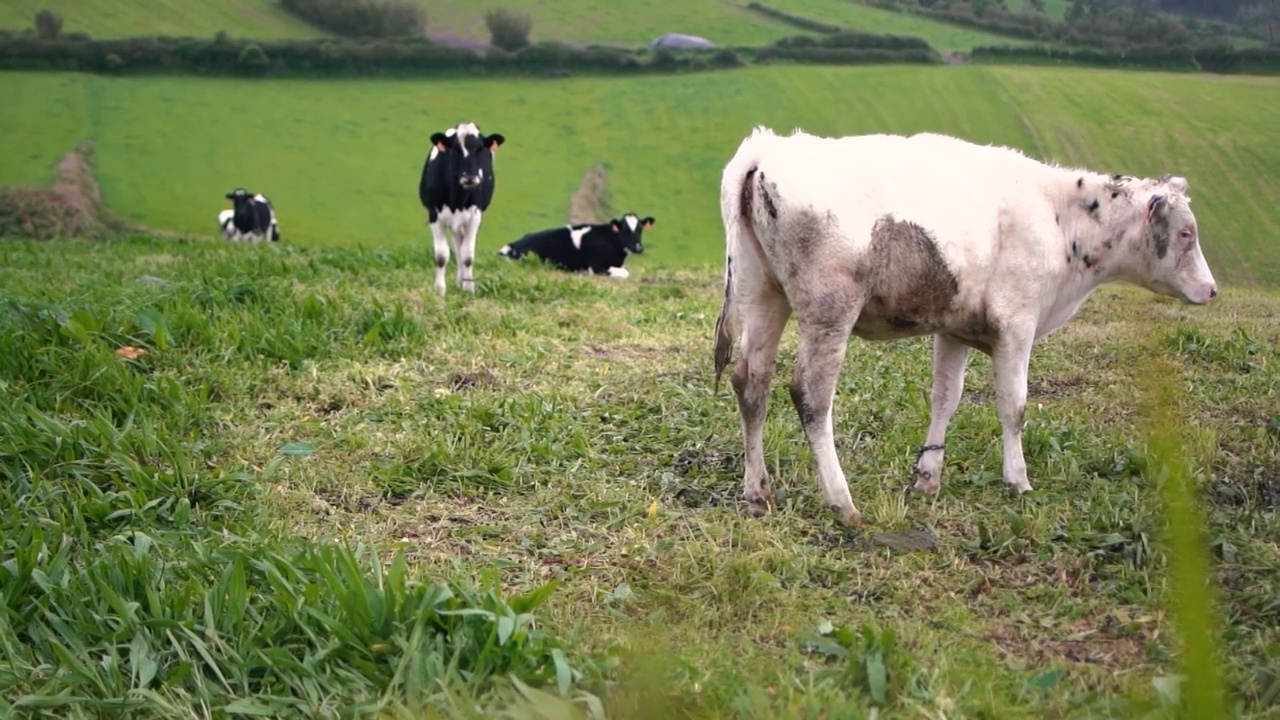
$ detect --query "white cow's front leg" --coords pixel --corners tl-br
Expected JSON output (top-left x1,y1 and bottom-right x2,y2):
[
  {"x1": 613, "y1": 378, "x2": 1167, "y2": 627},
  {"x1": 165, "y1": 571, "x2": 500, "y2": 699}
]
[
  {"x1": 456, "y1": 213, "x2": 480, "y2": 293},
  {"x1": 430, "y1": 220, "x2": 450, "y2": 296},
  {"x1": 606, "y1": 266, "x2": 630, "y2": 280},
  {"x1": 912, "y1": 333, "x2": 970, "y2": 494},
  {"x1": 992, "y1": 330, "x2": 1035, "y2": 494}
]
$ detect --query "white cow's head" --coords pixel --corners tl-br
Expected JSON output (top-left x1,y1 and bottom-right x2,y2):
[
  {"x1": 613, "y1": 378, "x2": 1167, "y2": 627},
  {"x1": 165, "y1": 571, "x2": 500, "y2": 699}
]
[{"x1": 1125, "y1": 175, "x2": 1217, "y2": 305}]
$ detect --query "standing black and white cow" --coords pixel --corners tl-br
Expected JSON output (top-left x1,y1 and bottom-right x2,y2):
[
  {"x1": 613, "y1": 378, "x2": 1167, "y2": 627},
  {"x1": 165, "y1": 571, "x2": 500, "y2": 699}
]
[
  {"x1": 497, "y1": 213, "x2": 655, "y2": 279},
  {"x1": 713, "y1": 127, "x2": 1218, "y2": 527},
  {"x1": 222, "y1": 188, "x2": 280, "y2": 242},
  {"x1": 418, "y1": 122, "x2": 505, "y2": 295}
]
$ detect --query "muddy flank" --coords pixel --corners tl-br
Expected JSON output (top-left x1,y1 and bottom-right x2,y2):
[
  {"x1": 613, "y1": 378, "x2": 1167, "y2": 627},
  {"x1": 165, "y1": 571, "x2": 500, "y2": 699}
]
[{"x1": 0, "y1": 141, "x2": 117, "y2": 240}]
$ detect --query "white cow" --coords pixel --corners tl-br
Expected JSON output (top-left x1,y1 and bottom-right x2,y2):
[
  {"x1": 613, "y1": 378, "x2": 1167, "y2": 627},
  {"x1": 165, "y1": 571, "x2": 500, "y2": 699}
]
[{"x1": 712, "y1": 127, "x2": 1218, "y2": 526}]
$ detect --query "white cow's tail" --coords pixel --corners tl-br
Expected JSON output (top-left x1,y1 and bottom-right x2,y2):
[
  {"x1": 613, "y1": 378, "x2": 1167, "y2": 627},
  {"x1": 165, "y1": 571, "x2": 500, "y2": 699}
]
[{"x1": 713, "y1": 128, "x2": 771, "y2": 394}]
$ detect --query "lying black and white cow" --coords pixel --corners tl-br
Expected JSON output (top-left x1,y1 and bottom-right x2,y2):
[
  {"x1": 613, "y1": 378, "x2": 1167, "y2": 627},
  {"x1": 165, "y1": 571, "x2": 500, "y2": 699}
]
[
  {"x1": 221, "y1": 189, "x2": 280, "y2": 242},
  {"x1": 497, "y1": 213, "x2": 655, "y2": 279},
  {"x1": 418, "y1": 122, "x2": 505, "y2": 295},
  {"x1": 713, "y1": 127, "x2": 1218, "y2": 527}
]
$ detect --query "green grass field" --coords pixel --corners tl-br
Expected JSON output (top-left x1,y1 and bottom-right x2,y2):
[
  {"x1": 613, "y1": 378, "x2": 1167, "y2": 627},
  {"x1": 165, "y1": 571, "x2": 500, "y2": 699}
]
[
  {"x1": 770, "y1": 0, "x2": 1036, "y2": 51},
  {"x1": 417, "y1": 0, "x2": 1027, "y2": 52},
  {"x1": 2, "y1": 237, "x2": 1277, "y2": 717},
  {"x1": 2, "y1": 65, "x2": 1277, "y2": 284},
  {"x1": 0, "y1": 0, "x2": 1061, "y2": 51},
  {"x1": 418, "y1": 0, "x2": 801, "y2": 47},
  {"x1": 0, "y1": 0, "x2": 325, "y2": 39}
]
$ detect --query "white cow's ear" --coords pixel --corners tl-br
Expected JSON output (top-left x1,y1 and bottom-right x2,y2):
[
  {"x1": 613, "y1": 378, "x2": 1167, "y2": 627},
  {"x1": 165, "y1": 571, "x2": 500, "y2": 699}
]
[
  {"x1": 1145, "y1": 194, "x2": 1168, "y2": 224},
  {"x1": 1162, "y1": 175, "x2": 1189, "y2": 194}
]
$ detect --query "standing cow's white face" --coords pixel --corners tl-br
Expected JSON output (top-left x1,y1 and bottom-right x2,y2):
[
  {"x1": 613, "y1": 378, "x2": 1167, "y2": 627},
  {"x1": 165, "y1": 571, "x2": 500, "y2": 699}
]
[{"x1": 1129, "y1": 178, "x2": 1217, "y2": 305}]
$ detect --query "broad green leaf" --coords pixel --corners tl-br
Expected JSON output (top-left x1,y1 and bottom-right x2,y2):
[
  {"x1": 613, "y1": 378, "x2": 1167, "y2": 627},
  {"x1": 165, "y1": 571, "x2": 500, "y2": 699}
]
[
  {"x1": 865, "y1": 649, "x2": 887, "y2": 704},
  {"x1": 278, "y1": 441, "x2": 316, "y2": 456},
  {"x1": 497, "y1": 615, "x2": 516, "y2": 645},
  {"x1": 552, "y1": 648, "x2": 573, "y2": 697}
]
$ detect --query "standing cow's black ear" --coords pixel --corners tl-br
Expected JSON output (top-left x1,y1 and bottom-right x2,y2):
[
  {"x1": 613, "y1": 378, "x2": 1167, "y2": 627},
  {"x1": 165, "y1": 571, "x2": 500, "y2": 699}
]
[
  {"x1": 485, "y1": 133, "x2": 505, "y2": 151},
  {"x1": 430, "y1": 132, "x2": 449, "y2": 150},
  {"x1": 610, "y1": 222, "x2": 620, "y2": 232},
  {"x1": 641, "y1": 216, "x2": 655, "y2": 228}
]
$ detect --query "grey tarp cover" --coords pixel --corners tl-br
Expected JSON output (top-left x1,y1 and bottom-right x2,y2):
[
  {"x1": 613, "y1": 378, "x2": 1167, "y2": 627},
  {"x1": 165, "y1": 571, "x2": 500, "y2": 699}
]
[{"x1": 647, "y1": 33, "x2": 716, "y2": 49}]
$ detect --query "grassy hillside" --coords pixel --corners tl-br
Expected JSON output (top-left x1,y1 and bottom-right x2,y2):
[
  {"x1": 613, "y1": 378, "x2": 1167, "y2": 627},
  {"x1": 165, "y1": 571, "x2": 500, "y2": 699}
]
[
  {"x1": 419, "y1": 0, "x2": 1027, "y2": 52},
  {"x1": 1, "y1": 236, "x2": 1277, "y2": 717},
  {"x1": 417, "y1": 0, "x2": 804, "y2": 47},
  {"x1": 770, "y1": 0, "x2": 1036, "y2": 51},
  {"x1": 1, "y1": 66, "x2": 1276, "y2": 284},
  {"x1": 0, "y1": 0, "x2": 326, "y2": 39},
  {"x1": 0, "y1": 0, "x2": 1049, "y2": 51}
]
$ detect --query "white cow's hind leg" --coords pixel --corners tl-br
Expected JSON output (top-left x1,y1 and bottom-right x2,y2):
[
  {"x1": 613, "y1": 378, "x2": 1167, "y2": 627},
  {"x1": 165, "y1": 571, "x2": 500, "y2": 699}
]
[
  {"x1": 912, "y1": 333, "x2": 970, "y2": 494},
  {"x1": 789, "y1": 303, "x2": 864, "y2": 527},
  {"x1": 731, "y1": 289, "x2": 791, "y2": 517},
  {"x1": 457, "y1": 213, "x2": 479, "y2": 293},
  {"x1": 992, "y1": 330, "x2": 1035, "y2": 494},
  {"x1": 430, "y1": 219, "x2": 450, "y2": 296}
]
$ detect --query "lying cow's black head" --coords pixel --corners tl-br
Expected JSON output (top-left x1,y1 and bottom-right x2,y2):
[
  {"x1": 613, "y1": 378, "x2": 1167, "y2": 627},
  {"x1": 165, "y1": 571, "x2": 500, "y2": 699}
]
[
  {"x1": 611, "y1": 213, "x2": 655, "y2": 255},
  {"x1": 224, "y1": 187, "x2": 273, "y2": 238},
  {"x1": 430, "y1": 123, "x2": 505, "y2": 191}
]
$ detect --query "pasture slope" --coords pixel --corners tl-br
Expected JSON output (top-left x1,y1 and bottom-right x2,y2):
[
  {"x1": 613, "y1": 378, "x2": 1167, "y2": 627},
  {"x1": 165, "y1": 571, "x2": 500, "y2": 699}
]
[
  {"x1": 0, "y1": 0, "x2": 325, "y2": 39},
  {"x1": 1, "y1": 65, "x2": 1277, "y2": 284},
  {"x1": 768, "y1": 0, "x2": 1036, "y2": 50},
  {"x1": 0, "y1": 0, "x2": 1038, "y2": 51},
  {"x1": 1, "y1": 237, "x2": 1278, "y2": 718}
]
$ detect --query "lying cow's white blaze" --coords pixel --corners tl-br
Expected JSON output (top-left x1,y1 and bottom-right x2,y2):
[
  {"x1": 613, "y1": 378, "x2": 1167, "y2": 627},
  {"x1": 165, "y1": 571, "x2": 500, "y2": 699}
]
[
  {"x1": 569, "y1": 225, "x2": 591, "y2": 250},
  {"x1": 712, "y1": 126, "x2": 1218, "y2": 527}
]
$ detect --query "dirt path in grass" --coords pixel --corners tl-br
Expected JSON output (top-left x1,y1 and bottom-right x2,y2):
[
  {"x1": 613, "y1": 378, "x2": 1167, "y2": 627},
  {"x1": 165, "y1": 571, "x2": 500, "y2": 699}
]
[
  {"x1": 0, "y1": 140, "x2": 202, "y2": 242},
  {"x1": 567, "y1": 163, "x2": 612, "y2": 224}
]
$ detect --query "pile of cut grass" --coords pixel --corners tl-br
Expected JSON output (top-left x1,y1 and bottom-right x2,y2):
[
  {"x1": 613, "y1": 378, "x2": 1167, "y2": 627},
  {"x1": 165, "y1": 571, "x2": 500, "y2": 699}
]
[{"x1": 1, "y1": 236, "x2": 1277, "y2": 717}]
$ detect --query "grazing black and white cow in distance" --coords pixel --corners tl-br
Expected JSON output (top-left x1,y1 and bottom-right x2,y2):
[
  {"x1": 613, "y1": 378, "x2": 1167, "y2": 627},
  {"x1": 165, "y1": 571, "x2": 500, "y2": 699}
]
[
  {"x1": 713, "y1": 127, "x2": 1218, "y2": 527},
  {"x1": 497, "y1": 213, "x2": 655, "y2": 279},
  {"x1": 221, "y1": 189, "x2": 280, "y2": 242},
  {"x1": 418, "y1": 122, "x2": 505, "y2": 295}
]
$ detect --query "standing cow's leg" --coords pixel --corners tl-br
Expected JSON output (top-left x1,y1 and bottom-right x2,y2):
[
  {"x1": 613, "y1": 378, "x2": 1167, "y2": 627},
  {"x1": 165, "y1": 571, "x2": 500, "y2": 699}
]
[
  {"x1": 730, "y1": 288, "x2": 791, "y2": 517},
  {"x1": 456, "y1": 212, "x2": 479, "y2": 293},
  {"x1": 992, "y1": 330, "x2": 1035, "y2": 494},
  {"x1": 912, "y1": 333, "x2": 971, "y2": 494},
  {"x1": 789, "y1": 304, "x2": 863, "y2": 526},
  {"x1": 430, "y1": 219, "x2": 450, "y2": 296}
]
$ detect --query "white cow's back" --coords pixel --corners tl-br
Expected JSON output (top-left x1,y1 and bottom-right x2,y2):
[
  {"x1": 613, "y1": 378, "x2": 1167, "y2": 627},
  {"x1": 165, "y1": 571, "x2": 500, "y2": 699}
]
[{"x1": 738, "y1": 130, "x2": 1056, "y2": 266}]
